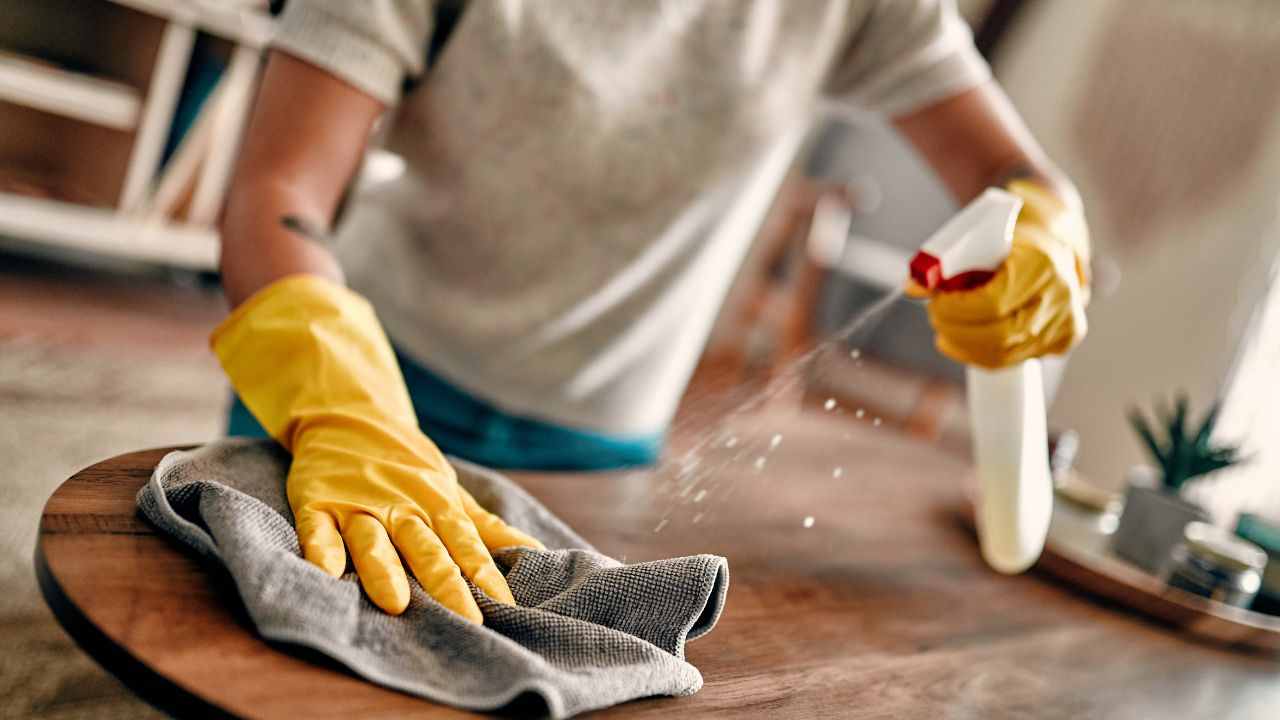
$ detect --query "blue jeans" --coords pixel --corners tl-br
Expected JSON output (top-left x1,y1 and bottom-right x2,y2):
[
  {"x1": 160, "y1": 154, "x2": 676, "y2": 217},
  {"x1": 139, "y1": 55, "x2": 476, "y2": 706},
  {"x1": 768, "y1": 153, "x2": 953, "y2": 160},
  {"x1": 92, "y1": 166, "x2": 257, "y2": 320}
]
[{"x1": 227, "y1": 345, "x2": 664, "y2": 471}]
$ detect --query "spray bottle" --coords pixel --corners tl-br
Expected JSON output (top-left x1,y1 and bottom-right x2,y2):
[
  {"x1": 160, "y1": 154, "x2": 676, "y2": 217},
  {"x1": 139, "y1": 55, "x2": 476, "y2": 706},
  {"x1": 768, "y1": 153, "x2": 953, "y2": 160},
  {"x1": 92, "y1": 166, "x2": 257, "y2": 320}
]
[{"x1": 909, "y1": 188, "x2": 1053, "y2": 574}]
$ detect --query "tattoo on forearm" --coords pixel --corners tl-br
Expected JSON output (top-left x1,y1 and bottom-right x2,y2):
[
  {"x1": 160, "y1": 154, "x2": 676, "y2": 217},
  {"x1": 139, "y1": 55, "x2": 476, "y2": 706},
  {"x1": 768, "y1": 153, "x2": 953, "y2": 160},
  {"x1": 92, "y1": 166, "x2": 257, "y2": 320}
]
[
  {"x1": 280, "y1": 215, "x2": 334, "y2": 245},
  {"x1": 992, "y1": 160, "x2": 1080, "y2": 210},
  {"x1": 993, "y1": 161, "x2": 1042, "y2": 187}
]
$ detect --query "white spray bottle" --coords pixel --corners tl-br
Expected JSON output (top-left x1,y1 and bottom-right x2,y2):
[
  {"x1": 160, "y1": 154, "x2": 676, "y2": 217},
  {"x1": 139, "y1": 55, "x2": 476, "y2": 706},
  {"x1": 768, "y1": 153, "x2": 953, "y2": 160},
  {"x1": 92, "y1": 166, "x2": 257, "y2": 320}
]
[{"x1": 909, "y1": 188, "x2": 1053, "y2": 574}]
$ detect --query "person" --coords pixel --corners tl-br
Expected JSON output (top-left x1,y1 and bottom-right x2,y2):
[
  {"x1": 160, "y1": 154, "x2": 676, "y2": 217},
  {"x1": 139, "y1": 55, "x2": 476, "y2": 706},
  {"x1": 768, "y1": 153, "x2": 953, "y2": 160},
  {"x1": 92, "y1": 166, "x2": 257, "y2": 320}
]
[{"x1": 214, "y1": 0, "x2": 1090, "y2": 619}]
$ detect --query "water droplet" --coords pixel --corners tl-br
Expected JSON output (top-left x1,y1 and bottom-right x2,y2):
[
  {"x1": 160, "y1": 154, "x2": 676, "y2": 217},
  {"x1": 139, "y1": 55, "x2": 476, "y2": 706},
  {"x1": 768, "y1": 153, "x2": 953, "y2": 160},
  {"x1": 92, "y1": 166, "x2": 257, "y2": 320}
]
[
  {"x1": 855, "y1": 408, "x2": 865, "y2": 419},
  {"x1": 872, "y1": 417, "x2": 882, "y2": 427},
  {"x1": 653, "y1": 519, "x2": 668, "y2": 533},
  {"x1": 693, "y1": 489, "x2": 707, "y2": 503},
  {"x1": 692, "y1": 513, "x2": 704, "y2": 524},
  {"x1": 769, "y1": 433, "x2": 783, "y2": 449},
  {"x1": 832, "y1": 467, "x2": 844, "y2": 478},
  {"x1": 754, "y1": 457, "x2": 767, "y2": 471},
  {"x1": 802, "y1": 516, "x2": 815, "y2": 528},
  {"x1": 823, "y1": 398, "x2": 837, "y2": 411},
  {"x1": 850, "y1": 349, "x2": 861, "y2": 360},
  {"x1": 725, "y1": 436, "x2": 739, "y2": 448}
]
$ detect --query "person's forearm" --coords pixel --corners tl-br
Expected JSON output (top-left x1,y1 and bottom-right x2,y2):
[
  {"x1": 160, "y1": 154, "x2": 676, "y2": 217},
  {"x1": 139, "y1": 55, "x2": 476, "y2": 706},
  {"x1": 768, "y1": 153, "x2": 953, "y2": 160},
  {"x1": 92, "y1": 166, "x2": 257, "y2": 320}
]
[
  {"x1": 989, "y1": 155, "x2": 1081, "y2": 216},
  {"x1": 218, "y1": 51, "x2": 385, "y2": 307},
  {"x1": 895, "y1": 80, "x2": 1090, "y2": 292},
  {"x1": 220, "y1": 179, "x2": 345, "y2": 307},
  {"x1": 893, "y1": 82, "x2": 1081, "y2": 212}
]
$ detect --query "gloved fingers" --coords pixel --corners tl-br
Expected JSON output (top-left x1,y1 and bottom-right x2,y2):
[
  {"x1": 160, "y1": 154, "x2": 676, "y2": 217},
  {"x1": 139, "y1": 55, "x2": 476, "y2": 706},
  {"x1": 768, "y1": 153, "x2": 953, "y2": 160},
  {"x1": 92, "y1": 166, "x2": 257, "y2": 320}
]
[
  {"x1": 935, "y1": 334, "x2": 1007, "y2": 370},
  {"x1": 939, "y1": 251, "x2": 1055, "y2": 324},
  {"x1": 391, "y1": 515, "x2": 483, "y2": 624},
  {"x1": 998, "y1": 240, "x2": 1062, "y2": 314},
  {"x1": 1027, "y1": 300, "x2": 1086, "y2": 358},
  {"x1": 342, "y1": 513, "x2": 412, "y2": 615},
  {"x1": 931, "y1": 299, "x2": 1040, "y2": 369},
  {"x1": 924, "y1": 275, "x2": 1027, "y2": 327},
  {"x1": 987, "y1": 332, "x2": 1056, "y2": 367},
  {"x1": 937, "y1": 331, "x2": 1053, "y2": 369},
  {"x1": 926, "y1": 286, "x2": 1004, "y2": 326},
  {"x1": 1017, "y1": 225, "x2": 1082, "y2": 282},
  {"x1": 1014, "y1": 281, "x2": 1085, "y2": 353},
  {"x1": 295, "y1": 508, "x2": 346, "y2": 577},
  {"x1": 998, "y1": 325, "x2": 1070, "y2": 366},
  {"x1": 431, "y1": 507, "x2": 517, "y2": 605},
  {"x1": 930, "y1": 227, "x2": 1076, "y2": 327},
  {"x1": 933, "y1": 294, "x2": 1082, "y2": 368},
  {"x1": 458, "y1": 487, "x2": 546, "y2": 552},
  {"x1": 928, "y1": 308, "x2": 1021, "y2": 365}
]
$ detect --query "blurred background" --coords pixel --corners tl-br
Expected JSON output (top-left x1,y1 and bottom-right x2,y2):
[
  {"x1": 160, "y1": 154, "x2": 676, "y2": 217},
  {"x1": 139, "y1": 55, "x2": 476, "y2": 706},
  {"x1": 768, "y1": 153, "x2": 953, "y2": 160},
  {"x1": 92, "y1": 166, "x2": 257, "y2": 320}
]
[{"x1": 2, "y1": 0, "x2": 1280, "y2": 716}]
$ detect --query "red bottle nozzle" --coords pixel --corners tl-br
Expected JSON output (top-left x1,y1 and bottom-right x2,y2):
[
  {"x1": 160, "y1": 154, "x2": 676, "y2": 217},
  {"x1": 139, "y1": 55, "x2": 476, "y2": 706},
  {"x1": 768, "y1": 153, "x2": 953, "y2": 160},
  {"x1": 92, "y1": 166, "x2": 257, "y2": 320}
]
[
  {"x1": 910, "y1": 252, "x2": 942, "y2": 290},
  {"x1": 910, "y1": 251, "x2": 997, "y2": 292}
]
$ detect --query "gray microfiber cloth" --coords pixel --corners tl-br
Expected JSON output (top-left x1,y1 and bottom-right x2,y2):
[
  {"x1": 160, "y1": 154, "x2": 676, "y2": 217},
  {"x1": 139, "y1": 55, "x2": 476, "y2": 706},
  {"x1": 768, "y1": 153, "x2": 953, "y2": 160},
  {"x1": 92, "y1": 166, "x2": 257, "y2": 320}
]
[{"x1": 135, "y1": 439, "x2": 728, "y2": 718}]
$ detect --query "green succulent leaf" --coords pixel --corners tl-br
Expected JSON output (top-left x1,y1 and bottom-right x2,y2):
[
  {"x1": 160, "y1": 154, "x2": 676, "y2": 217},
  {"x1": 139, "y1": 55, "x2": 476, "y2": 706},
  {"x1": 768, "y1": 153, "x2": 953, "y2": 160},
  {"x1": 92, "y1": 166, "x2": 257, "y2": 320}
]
[
  {"x1": 1193, "y1": 402, "x2": 1220, "y2": 454},
  {"x1": 1155, "y1": 396, "x2": 1173, "y2": 436},
  {"x1": 1129, "y1": 393, "x2": 1244, "y2": 492},
  {"x1": 1129, "y1": 410, "x2": 1163, "y2": 463},
  {"x1": 1172, "y1": 393, "x2": 1188, "y2": 449}
]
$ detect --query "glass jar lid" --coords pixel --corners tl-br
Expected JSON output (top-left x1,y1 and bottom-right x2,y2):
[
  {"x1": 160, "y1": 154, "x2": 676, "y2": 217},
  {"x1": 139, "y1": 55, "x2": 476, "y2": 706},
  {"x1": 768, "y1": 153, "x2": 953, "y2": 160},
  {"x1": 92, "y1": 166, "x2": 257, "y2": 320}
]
[{"x1": 1184, "y1": 521, "x2": 1268, "y2": 573}]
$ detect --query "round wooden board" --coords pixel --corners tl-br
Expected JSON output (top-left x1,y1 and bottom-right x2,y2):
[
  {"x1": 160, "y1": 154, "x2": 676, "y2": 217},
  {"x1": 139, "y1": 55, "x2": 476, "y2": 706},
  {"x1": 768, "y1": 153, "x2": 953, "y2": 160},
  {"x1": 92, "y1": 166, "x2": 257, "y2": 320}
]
[{"x1": 36, "y1": 414, "x2": 1280, "y2": 718}]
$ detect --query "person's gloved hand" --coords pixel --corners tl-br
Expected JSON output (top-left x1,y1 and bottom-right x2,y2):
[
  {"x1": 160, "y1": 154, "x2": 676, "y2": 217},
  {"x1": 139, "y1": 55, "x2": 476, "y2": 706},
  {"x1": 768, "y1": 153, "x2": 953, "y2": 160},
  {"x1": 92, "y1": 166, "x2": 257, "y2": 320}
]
[
  {"x1": 908, "y1": 180, "x2": 1091, "y2": 369},
  {"x1": 211, "y1": 275, "x2": 543, "y2": 619}
]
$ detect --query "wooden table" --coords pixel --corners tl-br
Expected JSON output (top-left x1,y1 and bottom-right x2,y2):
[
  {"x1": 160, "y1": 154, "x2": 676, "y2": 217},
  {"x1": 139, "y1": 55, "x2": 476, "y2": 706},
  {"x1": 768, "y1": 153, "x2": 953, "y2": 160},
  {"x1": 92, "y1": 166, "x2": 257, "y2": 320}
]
[{"x1": 36, "y1": 412, "x2": 1280, "y2": 718}]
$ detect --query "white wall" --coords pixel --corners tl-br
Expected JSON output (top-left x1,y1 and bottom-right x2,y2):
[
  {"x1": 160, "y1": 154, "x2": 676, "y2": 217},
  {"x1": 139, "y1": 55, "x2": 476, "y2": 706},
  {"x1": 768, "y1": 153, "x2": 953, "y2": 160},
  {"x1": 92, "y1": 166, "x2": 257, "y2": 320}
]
[{"x1": 996, "y1": 0, "x2": 1280, "y2": 518}]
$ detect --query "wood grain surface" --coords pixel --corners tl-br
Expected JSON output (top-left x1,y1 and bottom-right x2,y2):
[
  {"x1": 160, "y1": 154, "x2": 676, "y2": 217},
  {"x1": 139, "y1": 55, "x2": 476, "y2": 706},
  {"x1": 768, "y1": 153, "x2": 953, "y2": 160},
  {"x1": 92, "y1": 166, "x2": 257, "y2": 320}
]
[{"x1": 36, "y1": 412, "x2": 1280, "y2": 719}]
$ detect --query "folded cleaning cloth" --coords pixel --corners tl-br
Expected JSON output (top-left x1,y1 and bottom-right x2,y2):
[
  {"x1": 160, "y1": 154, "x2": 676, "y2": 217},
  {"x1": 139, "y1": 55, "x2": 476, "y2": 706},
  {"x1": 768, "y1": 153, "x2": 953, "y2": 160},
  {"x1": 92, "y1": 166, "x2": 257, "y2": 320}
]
[{"x1": 136, "y1": 439, "x2": 729, "y2": 719}]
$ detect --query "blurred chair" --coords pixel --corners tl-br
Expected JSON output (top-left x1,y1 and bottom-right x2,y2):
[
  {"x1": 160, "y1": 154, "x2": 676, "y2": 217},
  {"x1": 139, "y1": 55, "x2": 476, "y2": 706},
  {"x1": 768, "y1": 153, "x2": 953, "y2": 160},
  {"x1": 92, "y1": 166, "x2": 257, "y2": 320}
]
[{"x1": 0, "y1": 0, "x2": 273, "y2": 270}]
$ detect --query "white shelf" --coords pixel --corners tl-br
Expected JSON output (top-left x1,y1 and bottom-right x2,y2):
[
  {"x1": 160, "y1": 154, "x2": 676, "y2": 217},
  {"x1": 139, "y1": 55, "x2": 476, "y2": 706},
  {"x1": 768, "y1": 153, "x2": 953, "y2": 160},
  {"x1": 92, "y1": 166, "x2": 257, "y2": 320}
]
[
  {"x1": 0, "y1": 192, "x2": 218, "y2": 270},
  {"x1": 108, "y1": 0, "x2": 275, "y2": 48},
  {"x1": 0, "y1": 51, "x2": 141, "y2": 131}
]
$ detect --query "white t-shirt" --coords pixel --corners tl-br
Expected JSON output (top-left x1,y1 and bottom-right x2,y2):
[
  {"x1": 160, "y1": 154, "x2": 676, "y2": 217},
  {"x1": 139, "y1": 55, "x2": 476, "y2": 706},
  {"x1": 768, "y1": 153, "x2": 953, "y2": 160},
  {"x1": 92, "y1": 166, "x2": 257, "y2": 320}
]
[{"x1": 274, "y1": 0, "x2": 990, "y2": 436}]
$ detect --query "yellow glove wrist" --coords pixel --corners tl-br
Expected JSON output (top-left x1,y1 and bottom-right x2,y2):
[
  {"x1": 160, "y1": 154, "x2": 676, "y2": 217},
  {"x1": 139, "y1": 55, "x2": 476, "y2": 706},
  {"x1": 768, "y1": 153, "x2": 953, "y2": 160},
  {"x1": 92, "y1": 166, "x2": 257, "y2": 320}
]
[
  {"x1": 1005, "y1": 178, "x2": 1091, "y2": 289},
  {"x1": 211, "y1": 274, "x2": 420, "y2": 448}
]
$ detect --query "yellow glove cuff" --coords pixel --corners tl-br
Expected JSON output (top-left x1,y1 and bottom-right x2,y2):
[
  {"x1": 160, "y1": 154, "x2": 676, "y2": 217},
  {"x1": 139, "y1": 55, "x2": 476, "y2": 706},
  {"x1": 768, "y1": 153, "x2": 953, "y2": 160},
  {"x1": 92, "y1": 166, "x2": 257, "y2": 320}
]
[
  {"x1": 1005, "y1": 179, "x2": 1091, "y2": 288},
  {"x1": 210, "y1": 275, "x2": 418, "y2": 448}
]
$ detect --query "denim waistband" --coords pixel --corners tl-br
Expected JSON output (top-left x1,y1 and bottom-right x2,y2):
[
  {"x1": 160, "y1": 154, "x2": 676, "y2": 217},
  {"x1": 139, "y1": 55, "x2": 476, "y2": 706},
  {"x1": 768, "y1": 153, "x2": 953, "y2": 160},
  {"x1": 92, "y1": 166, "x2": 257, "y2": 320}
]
[{"x1": 226, "y1": 344, "x2": 664, "y2": 471}]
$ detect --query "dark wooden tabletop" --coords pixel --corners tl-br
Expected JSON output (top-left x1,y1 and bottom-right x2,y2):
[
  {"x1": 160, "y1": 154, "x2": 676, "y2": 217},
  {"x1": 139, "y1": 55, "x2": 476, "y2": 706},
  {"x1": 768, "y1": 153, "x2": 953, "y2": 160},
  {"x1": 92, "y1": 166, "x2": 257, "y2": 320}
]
[{"x1": 36, "y1": 411, "x2": 1280, "y2": 718}]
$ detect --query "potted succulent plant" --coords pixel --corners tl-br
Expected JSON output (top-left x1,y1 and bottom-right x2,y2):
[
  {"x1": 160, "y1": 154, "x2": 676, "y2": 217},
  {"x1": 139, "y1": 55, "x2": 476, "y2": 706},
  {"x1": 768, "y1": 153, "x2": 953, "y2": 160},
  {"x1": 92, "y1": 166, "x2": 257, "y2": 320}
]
[{"x1": 1111, "y1": 394, "x2": 1245, "y2": 573}]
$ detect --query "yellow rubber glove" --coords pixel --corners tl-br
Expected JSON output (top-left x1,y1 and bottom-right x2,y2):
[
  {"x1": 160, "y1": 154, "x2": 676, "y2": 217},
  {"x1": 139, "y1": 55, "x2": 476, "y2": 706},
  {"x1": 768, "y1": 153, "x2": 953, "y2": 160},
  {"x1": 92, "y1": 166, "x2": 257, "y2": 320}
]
[
  {"x1": 909, "y1": 180, "x2": 1090, "y2": 369},
  {"x1": 211, "y1": 275, "x2": 544, "y2": 620}
]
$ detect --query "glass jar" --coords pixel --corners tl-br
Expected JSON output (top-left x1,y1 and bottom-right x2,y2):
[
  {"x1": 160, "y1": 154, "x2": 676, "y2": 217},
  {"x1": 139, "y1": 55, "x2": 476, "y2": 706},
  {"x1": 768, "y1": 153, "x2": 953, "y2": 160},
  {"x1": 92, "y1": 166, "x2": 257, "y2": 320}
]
[{"x1": 1160, "y1": 521, "x2": 1266, "y2": 608}]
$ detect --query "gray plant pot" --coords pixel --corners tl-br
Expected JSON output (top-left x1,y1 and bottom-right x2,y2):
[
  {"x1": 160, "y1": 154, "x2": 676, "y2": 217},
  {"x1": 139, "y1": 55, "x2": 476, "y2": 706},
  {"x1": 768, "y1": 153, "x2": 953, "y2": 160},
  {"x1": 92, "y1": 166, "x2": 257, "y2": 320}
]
[{"x1": 1112, "y1": 467, "x2": 1211, "y2": 574}]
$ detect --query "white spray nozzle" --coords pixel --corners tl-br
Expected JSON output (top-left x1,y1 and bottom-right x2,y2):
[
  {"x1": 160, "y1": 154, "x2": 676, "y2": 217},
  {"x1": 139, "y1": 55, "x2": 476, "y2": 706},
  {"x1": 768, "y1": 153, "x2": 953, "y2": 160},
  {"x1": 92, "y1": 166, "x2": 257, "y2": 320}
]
[{"x1": 910, "y1": 188, "x2": 1022, "y2": 290}]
